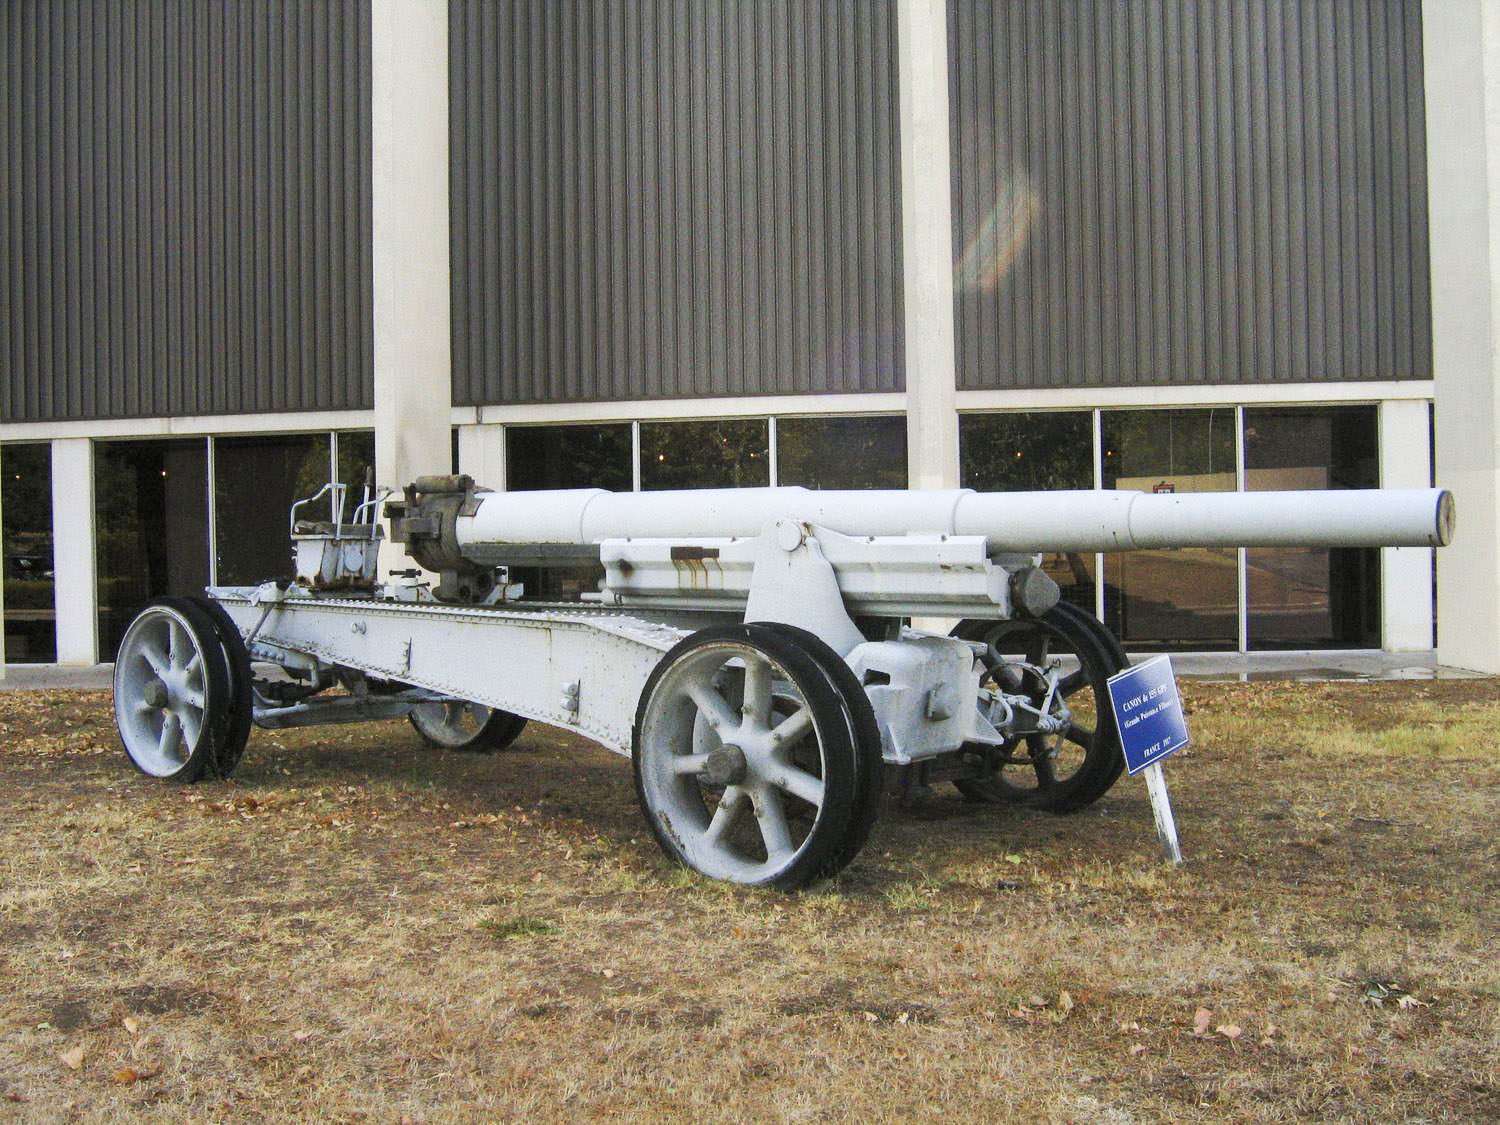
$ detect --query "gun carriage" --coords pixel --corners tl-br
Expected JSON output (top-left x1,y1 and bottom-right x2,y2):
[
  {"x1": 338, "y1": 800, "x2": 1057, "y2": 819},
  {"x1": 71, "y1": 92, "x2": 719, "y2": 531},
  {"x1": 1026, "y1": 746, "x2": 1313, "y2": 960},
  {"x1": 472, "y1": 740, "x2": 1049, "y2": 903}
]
[{"x1": 111, "y1": 476, "x2": 1454, "y2": 888}]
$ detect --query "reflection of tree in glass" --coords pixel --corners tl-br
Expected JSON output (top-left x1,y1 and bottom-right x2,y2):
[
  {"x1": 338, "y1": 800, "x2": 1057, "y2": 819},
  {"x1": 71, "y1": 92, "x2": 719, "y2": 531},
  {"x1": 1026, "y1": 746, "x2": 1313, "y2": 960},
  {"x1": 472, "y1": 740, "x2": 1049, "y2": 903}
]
[
  {"x1": 777, "y1": 416, "x2": 907, "y2": 489},
  {"x1": 640, "y1": 420, "x2": 769, "y2": 490},
  {"x1": 959, "y1": 412, "x2": 1093, "y2": 492}
]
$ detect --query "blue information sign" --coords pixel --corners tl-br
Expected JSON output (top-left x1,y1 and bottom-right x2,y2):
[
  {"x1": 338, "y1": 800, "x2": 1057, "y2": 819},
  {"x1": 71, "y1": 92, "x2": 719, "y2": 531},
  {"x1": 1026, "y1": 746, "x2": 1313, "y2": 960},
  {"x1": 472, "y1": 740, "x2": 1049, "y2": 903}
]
[{"x1": 1106, "y1": 654, "x2": 1190, "y2": 776}]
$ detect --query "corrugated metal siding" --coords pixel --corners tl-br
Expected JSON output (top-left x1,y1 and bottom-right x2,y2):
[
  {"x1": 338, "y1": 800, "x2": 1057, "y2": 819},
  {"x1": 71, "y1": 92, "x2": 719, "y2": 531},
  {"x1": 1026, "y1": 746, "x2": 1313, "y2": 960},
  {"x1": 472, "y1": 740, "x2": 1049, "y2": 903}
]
[
  {"x1": 949, "y1": 0, "x2": 1431, "y2": 390},
  {"x1": 450, "y1": 0, "x2": 904, "y2": 405},
  {"x1": 0, "y1": 0, "x2": 372, "y2": 423}
]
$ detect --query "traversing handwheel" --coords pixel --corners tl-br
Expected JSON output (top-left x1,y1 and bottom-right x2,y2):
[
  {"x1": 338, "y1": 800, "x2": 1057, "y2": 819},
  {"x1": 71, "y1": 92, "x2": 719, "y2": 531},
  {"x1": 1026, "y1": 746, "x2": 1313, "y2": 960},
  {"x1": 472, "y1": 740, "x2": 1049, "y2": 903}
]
[
  {"x1": 633, "y1": 625, "x2": 868, "y2": 888},
  {"x1": 113, "y1": 597, "x2": 232, "y2": 782},
  {"x1": 409, "y1": 700, "x2": 528, "y2": 752},
  {"x1": 951, "y1": 602, "x2": 1127, "y2": 813}
]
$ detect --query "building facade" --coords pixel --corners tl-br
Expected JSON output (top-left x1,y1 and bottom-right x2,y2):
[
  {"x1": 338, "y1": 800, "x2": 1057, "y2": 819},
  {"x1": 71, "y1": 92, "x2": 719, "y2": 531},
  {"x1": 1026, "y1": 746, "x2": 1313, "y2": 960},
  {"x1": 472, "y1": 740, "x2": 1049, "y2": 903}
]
[{"x1": 2, "y1": 0, "x2": 1493, "y2": 669}]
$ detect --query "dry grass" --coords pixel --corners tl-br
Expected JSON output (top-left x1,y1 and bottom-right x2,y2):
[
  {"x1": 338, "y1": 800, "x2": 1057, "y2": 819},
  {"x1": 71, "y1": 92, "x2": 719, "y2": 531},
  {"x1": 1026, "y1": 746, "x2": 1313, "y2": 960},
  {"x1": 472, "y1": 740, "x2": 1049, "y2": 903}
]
[{"x1": 0, "y1": 679, "x2": 1497, "y2": 1122}]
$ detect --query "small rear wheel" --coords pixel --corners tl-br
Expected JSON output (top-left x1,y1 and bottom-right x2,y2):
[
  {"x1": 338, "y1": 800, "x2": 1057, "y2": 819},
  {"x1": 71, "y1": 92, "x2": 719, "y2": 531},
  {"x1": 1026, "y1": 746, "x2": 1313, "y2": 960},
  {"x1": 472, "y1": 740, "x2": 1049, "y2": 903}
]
[
  {"x1": 408, "y1": 700, "x2": 528, "y2": 752},
  {"x1": 633, "y1": 625, "x2": 862, "y2": 889},
  {"x1": 951, "y1": 602, "x2": 1126, "y2": 812},
  {"x1": 113, "y1": 598, "x2": 231, "y2": 782}
]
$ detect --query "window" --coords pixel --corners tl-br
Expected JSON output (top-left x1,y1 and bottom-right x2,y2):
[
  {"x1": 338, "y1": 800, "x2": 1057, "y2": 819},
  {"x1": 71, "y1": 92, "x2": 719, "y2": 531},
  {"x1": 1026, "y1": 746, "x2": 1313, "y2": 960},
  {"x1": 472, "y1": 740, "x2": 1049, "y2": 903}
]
[
  {"x1": 1100, "y1": 409, "x2": 1238, "y2": 650},
  {"x1": 640, "y1": 419, "x2": 769, "y2": 490},
  {"x1": 960, "y1": 412, "x2": 1096, "y2": 613},
  {"x1": 2, "y1": 444, "x2": 55, "y2": 662},
  {"x1": 95, "y1": 439, "x2": 211, "y2": 660},
  {"x1": 214, "y1": 434, "x2": 331, "y2": 587},
  {"x1": 506, "y1": 424, "x2": 632, "y2": 491},
  {"x1": 335, "y1": 431, "x2": 377, "y2": 515},
  {"x1": 777, "y1": 416, "x2": 907, "y2": 489},
  {"x1": 1244, "y1": 406, "x2": 1379, "y2": 648}
]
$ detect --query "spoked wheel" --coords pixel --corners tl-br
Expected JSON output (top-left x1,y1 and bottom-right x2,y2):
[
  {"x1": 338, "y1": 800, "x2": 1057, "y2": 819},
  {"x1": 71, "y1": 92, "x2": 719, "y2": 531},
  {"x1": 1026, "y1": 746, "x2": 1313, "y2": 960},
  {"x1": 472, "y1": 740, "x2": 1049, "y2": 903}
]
[
  {"x1": 113, "y1": 597, "x2": 231, "y2": 782},
  {"x1": 951, "y1": 602, "x2": 1127, "y2": 813},
  {"x1": 633, "y1": 625, "x2": 868, "y2": 888},
  {"x1": 408, "y1": 700, "x2": 528, "y2": 752},
  {"x1": 750, "y1": 622, "x2": 884, "y2": 873},
  {"x1": 190, "y1": 595, "x2": 254, "y2": 777}
]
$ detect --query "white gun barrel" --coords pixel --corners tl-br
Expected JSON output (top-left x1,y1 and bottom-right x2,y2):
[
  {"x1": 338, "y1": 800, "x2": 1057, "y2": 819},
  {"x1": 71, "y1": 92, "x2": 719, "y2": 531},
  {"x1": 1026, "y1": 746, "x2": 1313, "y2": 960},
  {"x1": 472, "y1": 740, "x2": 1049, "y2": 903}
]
[{"x1": 454, "y1": 485, "x2": 1453, "y2": 555}]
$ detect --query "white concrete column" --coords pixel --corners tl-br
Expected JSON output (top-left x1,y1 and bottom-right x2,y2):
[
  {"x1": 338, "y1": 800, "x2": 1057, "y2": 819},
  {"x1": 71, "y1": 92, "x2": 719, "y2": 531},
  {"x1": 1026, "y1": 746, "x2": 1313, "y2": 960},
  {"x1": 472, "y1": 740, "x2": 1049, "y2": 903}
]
[
  {"x1": 51, "y1": 439, "x2": 98, "y2": 665},
  {"x1": 897, "y1": 0, "x2": 960, "y2": 490},
  {"x1": 1425, "y1": 0, "x2": 1500, "y2": 672},
  {"x1": 1378, "y1": 399, "x2": 1435, "y2": 651},
  {"x1": 457, "y1": 424, "x2": 506, "y2": 491},
  {"x1": 372, "y1": 0, "x2": 453, "y2": 575}
]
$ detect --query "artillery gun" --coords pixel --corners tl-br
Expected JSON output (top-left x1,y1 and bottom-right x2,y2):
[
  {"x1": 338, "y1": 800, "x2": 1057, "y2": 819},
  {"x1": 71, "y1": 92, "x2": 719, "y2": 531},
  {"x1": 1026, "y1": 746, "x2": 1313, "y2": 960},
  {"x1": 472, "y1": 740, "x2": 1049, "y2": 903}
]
[{"x1": 111, "y1": 475, "x2": 1453, "y2": 888}]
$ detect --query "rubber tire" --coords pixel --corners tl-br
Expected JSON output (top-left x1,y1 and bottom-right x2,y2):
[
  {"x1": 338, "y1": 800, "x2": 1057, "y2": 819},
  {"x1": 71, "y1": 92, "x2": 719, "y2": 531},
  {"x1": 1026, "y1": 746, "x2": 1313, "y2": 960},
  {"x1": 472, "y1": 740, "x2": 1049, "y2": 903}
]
[
  {"x1": 189, "y1": 595, "x2": 254, "y2": 778},
  {"x1": 113, "y1": 596, "x2": 232, "y2": 784},
  {"x1": 408, "y1": 704, "x2": 528, "y2": 752},
  {"x1": 950, "y1": 602, "x2": 1126, "y2": 813},
  {"x1": 748, "y1": 622, "x2": 884, "y2": 875},
  {"x1": 633, "y1": 625, "x2": 861, "y2": 890}
]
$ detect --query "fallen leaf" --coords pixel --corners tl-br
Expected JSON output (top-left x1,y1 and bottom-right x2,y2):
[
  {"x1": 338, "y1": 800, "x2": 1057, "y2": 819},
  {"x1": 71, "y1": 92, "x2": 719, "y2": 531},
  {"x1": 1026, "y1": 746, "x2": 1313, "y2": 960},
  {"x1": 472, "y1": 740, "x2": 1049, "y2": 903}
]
[
  {"x1": 601, "y1": 969, "x2": 615, "y2": 980},
  {"x1": 1129, "y1": 1044, "x2": 1148, "y2": 1056},
  {"x1": 123, "y1": 1017, "x2": 140, "y2": 1035},
  {"x1": 863, "y1": 1011, "x2": 879, "y2": 1023},
  {"x1": 1004, "y1": 854, "x2": 1022, "y2": 865},
  {"x1": 1118, "y1": 1021, "x2": 1142, "y2": 1034},
  {"x1": 59, "y1": 1045, "x2": 84, "y2": 1070},
  {"x1": 292, "y1": 1030, "x2": 312, "y2": 1043},
  {"x1": 5, "y1": 1091, "x2": 29, "y2": 1103},
  {"x1": 113, "y1": 1066, "x2": 159, "y2": 1084},
  {"x1": 1057, "y1": 990, "x2": 1075, "y2": 1015},
  {"x1": 1217, "y1": 1024, "x2": 1243, "y2": 1040},
  {"x1": 896, "y1": 1011, "x2": 910, "y2": 1025},
  {"x1": 1193, "y1": 1007, "x2": 1213, "y2": 1036},
  {"x1": 1396, "y1": 994, "x2": 1429, "y2": 1010}
]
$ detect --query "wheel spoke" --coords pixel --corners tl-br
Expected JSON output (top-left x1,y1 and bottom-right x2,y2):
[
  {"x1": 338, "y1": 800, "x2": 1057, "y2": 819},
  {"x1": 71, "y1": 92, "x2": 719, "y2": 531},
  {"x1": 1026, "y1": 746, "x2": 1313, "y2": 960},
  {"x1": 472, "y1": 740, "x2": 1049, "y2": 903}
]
[
  {"x1": 769, "y1": 706, "x2": 812, "y2": 751},
  {"x1": 770, "y1": 764, "x2": 824, "y2": 807},
  {"x1": 179, "y1": 688, "x2": 205, "y2": 711},
  {"x1": 670, "y1": 753, "x2": 712, "y2": 776},
  {"x1": 687, "y1": 681, "x2": 739, "y2": 735},
  {"x1": 1025, "y1": 633, "x2": 1050, "y2": 666},
  {"x1": 138, "y1": 639, "x2": 170, "y2": 678},
  {"x1": 167, "y1": 619, "x2": 187, "y2": 673},
  {"x1": 701, "y1": 787, "x2": 746, "y2": 848},
  {"x1": 177, "y1": 705, "x2": 202, "y2": 750},
  {"x1": 1032, "y1": 745, "x2": 1058, "y2": 790},
  {"x1": 741, "y1": 656, "x2": 773, "y2": 727},
  {"x1": 157, "y1": 711, "x2": 183, "y2": 761},
  {"x1": 1063, "y1": 722, "x2": 1094, "y2": 748},
  {"x1": 753, "y1": 789, "x2": 795, "y2": 862}
]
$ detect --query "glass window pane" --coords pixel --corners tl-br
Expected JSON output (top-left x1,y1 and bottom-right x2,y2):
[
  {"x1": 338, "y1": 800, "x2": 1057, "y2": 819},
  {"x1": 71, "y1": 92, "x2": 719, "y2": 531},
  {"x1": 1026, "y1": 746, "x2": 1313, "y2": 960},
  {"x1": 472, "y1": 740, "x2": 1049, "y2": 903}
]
[
  {"x1": 1100, "y1": 409, "x2": 1239, "y2": 649},
  {"x1": 776, "y1": 416, "x2": 907, "y2": 489},
  {"x1": 1245, "y1": 406, "x2": 1379, "y2": 648},
  {"x1": 960, "y1": 412, "x2": 1093, "y2": 491},
  {"x1": 960, "y1": 412, "x2": 1096, "y2": 613},
  {"x1": 214, "y1": 434, "x2": 331, "y2": 586},
  {"x1": 3, "y1": 444, "x2": 56, "y2": 663},
  {"x1": 506, "y1": 424, "x2": 632, "y2": 491},
  {"x1": 640, "y1": 419, "x2": 769, "y2": 490},
  {"x1": 96, "y1": 439, "x2": 211, "y2": 660},
  {"x1": 336, "y1": 431, "x2": 377, "y2": 516}
]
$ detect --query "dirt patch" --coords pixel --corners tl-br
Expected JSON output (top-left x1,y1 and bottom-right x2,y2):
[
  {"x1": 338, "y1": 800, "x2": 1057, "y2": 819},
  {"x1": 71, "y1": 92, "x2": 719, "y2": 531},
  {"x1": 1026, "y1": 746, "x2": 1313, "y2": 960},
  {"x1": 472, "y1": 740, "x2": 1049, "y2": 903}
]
[{"x1": 0, "y1": 681, "x2": 1496, "y2": 1120}]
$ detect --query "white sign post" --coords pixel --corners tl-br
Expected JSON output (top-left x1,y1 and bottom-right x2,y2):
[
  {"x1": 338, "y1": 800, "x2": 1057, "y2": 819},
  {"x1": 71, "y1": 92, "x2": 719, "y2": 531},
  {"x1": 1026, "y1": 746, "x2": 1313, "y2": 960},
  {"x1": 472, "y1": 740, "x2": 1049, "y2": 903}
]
[{"x1": 1105, "y1": 654, "x2": 1191, "y2": 866}]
